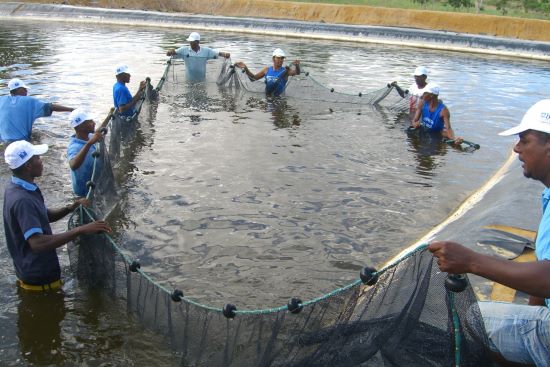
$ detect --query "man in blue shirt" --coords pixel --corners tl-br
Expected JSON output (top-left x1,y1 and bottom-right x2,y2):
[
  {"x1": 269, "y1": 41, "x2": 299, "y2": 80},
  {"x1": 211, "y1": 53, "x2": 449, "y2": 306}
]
[
  {"x1": 429, "y1": 99, "x2": 550, "y2": 366},
  {"x1": 67, "y1": 108, "x2": 113, "y2": 197},
  {"x1": 0, "y1": 78, "x2": 74, "y2": 142},
  {"x1": 235, "y1": 48, "x2": 301, "y2": 96},
  {"x1": 113, "y1": 64, "x2": 146, "y2": 117},
  {"x1": 3, "y1": 140, "x2": 111, "y2": 290},
  {"x1": 166, "y1": 32, "x2": 231, "y2": 82}
]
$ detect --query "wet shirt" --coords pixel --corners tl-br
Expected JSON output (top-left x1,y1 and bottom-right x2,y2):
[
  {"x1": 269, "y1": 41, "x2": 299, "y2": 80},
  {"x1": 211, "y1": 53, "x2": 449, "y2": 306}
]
[
  {"x1": 408, "y1": 83, "x2": 428, "y2": 114},
  {"x1": 67, "y1": 134, "x2": 98, "y2": 197},
  {"x1": 174, "y1": 46, "x2": 218, "y2": 82},
  {"x1": 0, "y1": 95, "x2": 52, "y2": 142},
  {"x1": 113, "y1": 81, "x2": 134, "y2": 116},
  {"x1": 265, "y1": 67, "x2": 288, "y2": 96},
  {"x1": 420, "y1": 102, "x2": 446, "y2": 132},
  {"x1": 3, "y1": 177, "x2": 60, "y2": 285},
  {"x1": 536, "y1": 187, "x2": 550, "y2": 307}
]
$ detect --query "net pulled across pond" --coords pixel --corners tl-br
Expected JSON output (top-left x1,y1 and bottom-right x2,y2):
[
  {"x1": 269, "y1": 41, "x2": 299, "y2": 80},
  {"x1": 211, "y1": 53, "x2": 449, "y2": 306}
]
[
  {"x1": 219, "y1": 58, "x2": 408, "y2": 112},
  {"x1": 163, "y1": 57, "x2": 408, "y2": 114},
  {"x1": 67, "y1": 59, "x2": 491, "y2": 366}
]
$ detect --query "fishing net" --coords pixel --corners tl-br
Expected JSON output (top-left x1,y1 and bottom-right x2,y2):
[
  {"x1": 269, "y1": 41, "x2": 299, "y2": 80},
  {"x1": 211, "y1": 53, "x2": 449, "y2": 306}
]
[
  {"x1": 237, "y1": 61, "x2": 409, "y2": 112},
  {"x1": 163, "y1": 58, "x2": 408, "y2": 113},
  {"x1": 66, "y1": 59, "x2": 492, "y2": 366}
]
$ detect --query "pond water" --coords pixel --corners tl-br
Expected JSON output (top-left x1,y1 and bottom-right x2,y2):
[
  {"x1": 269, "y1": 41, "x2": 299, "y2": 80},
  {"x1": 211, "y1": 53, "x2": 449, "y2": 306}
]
[{"x1": 0, "y1": 18, "x2": 549, "y2": 365}]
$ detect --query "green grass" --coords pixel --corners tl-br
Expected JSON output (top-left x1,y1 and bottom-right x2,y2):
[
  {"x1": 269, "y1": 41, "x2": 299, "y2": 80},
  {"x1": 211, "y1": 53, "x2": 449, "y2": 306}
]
[{"x1": 278, "y1": 0, "x2": 550, "y2": 20}]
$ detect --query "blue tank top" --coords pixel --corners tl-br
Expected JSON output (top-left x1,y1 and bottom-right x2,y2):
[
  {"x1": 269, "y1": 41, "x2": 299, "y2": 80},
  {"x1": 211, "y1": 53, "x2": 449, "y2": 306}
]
[
  {"x1": 265, "y1": 67, "x2": 287, "y2": 96},
  {"x1": 421, "y1": 102, "x2": 446, "y2": 132}
]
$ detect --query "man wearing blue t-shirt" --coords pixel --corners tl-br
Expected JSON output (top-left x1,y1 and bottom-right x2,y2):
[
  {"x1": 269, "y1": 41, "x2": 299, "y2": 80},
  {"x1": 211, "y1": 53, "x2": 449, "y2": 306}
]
[
  {"x1": 166, "y1": 32, "x2": 230, "y2": 82},
  {"x1": 429, "y1": 99, "x2": 550, "y2": 366},
  {"x1": 235, "y1": 48, "x2": 301, "y2": 97},
  {"x1": 3, "y1": 140, "x2": 111, "y2": 291},
  {"x1": 113, "y1": 64, "x2": 146, "y2": 117},
  {"x1": 0, "y1": 78, "x2": 74, "y2": 143},
  {"x1": 67, "y1": 108, "x2": 113, "y2": 197},
  {"x1": 411, "y1": 84, "x2": 463, "y2": 144}
]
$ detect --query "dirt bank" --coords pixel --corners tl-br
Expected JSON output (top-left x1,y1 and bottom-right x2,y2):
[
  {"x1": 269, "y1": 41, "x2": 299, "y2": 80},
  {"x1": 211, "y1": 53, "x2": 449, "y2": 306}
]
[{"x1": 10, "y1": 0, "x2": 550, "y2": 42}]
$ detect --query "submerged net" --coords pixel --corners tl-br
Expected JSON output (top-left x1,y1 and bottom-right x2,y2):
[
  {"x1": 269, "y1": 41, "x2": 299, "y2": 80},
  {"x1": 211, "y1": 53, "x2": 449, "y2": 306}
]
[
  {"x1": 67, "y1": 59, "x2": 491, "y2": 366},
  {"x1": 220, "y1": 59, "x2": 408, "y2": 112},
  {"x1": 165, "y1": 58, "x2": 408, "y2": 113}
]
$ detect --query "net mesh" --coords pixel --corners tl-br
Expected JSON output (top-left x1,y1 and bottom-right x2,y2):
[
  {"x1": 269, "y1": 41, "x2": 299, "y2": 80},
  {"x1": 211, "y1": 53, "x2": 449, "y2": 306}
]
[
  {"x1": 66, "y1": 59, "x2": 491, "y2": 366},
  {"x1": 224, "y1": 59, "x2": 409, "y2": 111}
]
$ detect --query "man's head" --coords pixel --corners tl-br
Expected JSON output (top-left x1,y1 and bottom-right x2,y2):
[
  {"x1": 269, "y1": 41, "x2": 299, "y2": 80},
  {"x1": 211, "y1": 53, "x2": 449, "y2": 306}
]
[
  {"x1": 422, "y1": 83, "x2": 439, "y2": 102},
  {"x1": 4, "y1": 140, "x2": 48, "y2": 178},
  {"x1": 413, "y1": 66, "x2": 428, "y2": 88},
  {"x1": 70, "y1": 108, "x2": 95, "y2": 134},
  {"x1": 187, "y1": 32, "x2": 200, "y2": 51},
  {"x1": 8, "y1": 78, "x2": 29, "y2": 96},
  {"x1": 115, "y1": 64, "x2": 131, "y2": 83},
  {"x1": 272, "y1": 48, "x2": 286, "y2": 67},
  {"x1": 500, "y1": 100, "x2": 550, "y2": 184}
]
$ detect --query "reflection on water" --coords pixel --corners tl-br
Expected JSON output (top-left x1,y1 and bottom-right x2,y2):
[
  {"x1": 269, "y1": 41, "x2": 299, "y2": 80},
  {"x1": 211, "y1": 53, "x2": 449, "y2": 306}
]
[
  {"x1": 17, "y1": 289, "x2": 65, "y2": 365},
  {"x1": 406, "y1": 128, "x2": 448, "y2": 176},
  {"x1": 1, "y1": 18, "x2": 550, "y2": 366}
]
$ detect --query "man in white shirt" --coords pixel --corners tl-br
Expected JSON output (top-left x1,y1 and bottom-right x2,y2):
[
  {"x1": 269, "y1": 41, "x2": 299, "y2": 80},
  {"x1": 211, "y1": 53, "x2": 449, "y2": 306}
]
[
  {"x1": 166, "y1": 32, "x2": 230, "y2": 82},
  {"x1": 392, "y1": 66, "x2": 429, "y2": 116}
]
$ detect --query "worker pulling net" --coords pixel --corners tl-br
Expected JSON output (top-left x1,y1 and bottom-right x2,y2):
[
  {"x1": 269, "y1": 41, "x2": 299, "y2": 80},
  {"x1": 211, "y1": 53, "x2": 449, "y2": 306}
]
[
  {"x1": 67, "y1": 78, "x2": 155, "y2": 288},
  {"x1": 66, "y1": 59, "x2": 491, "y2": 366}
]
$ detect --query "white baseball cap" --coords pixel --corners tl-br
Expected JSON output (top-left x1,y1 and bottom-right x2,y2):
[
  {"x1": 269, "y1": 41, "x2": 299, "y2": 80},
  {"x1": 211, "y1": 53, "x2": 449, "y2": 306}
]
[
  {"x1": 115, "y1": 64, "x2": 131, "y2": 76},
  {"x1": 69, "y1": 108, "x2": 94, "y2": 128},
  {"x1": 186, "y1": 32, "x2": 200, "y2": 42},
  {"x1": 499, "y1": 99, "x2": 550, "y2": 136},
  {"x1": 424, "y1": 83, "x2": 440, "y2": 96},
  {"x1": 4, "y1": 140, "x2": 48, "y2": 169},
  {"x1": 8, "y1": 78, "x2": 29, "y2": 91},
  {"x1": 272, "y1": 48, "x2": 286, "y2": 58},
  {"x1": 413, "y1": 66, "x2": 428, "y2": 76}
]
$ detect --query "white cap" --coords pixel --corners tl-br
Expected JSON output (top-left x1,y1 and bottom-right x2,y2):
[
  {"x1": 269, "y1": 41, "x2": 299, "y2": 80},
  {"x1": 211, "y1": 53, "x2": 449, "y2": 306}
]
[
  {"x1": 8, "y1": 78, "x2": 29, "y2": 91},
  {"x1": 499, "y1": 99, "x2": 550, "y2": 136},
  {"x1": 424, "y1": 83, "x2": 440, "y2": 96},
  {"x1": 186, "y1": 32, "x2": 200, "y2": 42},
  {"x1": 272, "y1": 48, "x2": 286, "y2": 57},
  {"x1": 4, "y1": 140, "x2": 48, "y2": 169},
  {"x1": 115, "y1": 64, "x2": 131, "y2": 76},
  {"x1": 413, "y1": 66, "x2": 428, "y2": 76},
  {"x1": 69, "y1": 108, "x2": 94, "y2": 128}
]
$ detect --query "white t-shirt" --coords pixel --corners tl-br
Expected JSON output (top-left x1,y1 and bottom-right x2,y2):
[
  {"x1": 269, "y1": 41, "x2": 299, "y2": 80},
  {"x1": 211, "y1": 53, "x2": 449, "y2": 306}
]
[{"x1": 408, "y1": 82, "x2": 428, "y2": 113}]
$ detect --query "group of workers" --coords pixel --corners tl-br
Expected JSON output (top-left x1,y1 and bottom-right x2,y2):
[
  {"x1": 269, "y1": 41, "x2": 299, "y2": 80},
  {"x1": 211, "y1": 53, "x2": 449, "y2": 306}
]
[
  {"x1": 392, "y1": 66, "x2": 462, "y2": 144},
  {"x1": 1, "y1": 30, "x2": 549, "y2": 366},
  {"x1": 0, "y1": 51, "x2": 150, "y2": 291}
]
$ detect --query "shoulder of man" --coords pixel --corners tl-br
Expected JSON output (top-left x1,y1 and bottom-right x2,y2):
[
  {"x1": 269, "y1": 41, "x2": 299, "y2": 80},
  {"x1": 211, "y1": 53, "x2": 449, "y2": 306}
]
[
  {"x1": 5, "y1": 187, "x2": 42, "y2": 211},
  {"x1": 67, "y1": 136, "x2": 86, "y2": 154}
]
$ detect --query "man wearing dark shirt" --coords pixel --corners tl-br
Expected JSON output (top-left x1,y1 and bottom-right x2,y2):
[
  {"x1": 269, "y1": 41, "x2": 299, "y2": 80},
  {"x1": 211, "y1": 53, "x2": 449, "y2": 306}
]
[{"x1": 3, "y1": 140, "x2": 111, "y2": 290}]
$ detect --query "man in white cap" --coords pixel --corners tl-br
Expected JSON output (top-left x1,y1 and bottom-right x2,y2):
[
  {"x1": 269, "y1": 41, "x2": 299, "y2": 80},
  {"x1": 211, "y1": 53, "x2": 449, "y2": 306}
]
[
  {"x1": 411, "y1": 83, "x2": 462, "y2": 143},
  {"x1": 113, "y1": 64, "x2": 146, "y2": 117},
  {"x1": 429, "y1": 99, "x2": 550, "y2": 366},
  {"x1": 67, "y1": 107, "x2": 114, "y2": 197},
  {"x1": 235, "y1": 48, "x2": 301, "y2": 96},
  {"x1": 0, "y1": 78, "x2": 74, "y2": 142},
  {"x1": 391, "y1": 66, "x2": 429, "y2": 117},
  {"x1": 3, "y1": 140, "x2": 111, "y2": 291},
  {"x1": 166, "y1": 32, "x2": 230, "y2": 82}
]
